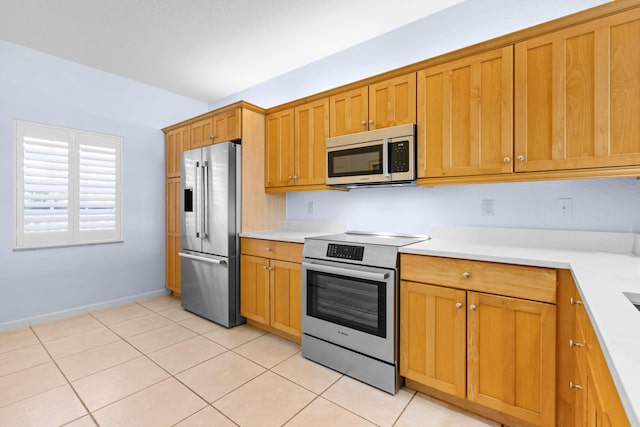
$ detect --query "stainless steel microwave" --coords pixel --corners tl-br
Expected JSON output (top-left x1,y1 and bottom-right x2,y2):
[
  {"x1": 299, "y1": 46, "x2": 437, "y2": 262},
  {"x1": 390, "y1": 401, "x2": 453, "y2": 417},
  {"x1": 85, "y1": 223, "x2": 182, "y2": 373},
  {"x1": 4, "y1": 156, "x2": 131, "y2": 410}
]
[{"x1": 325, "y1": 124, "x2": 416, "y2": 187}]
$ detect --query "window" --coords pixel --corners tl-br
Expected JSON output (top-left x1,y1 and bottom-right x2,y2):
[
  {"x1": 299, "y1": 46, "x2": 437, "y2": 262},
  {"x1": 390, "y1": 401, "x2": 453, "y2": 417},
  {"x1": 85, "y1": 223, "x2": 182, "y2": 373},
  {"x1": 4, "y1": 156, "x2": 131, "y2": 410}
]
[{"x1": 13, "y1": 121, "x2": 123, "y2": 249}]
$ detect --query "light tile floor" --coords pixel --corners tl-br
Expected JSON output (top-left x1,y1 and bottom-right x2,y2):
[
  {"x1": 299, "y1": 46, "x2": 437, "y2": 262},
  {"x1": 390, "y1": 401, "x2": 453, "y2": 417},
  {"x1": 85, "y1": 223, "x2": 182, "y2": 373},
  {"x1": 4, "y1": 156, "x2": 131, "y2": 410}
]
[{"x1": 0, "y1": 295, "x2": 502, "y2": 426}]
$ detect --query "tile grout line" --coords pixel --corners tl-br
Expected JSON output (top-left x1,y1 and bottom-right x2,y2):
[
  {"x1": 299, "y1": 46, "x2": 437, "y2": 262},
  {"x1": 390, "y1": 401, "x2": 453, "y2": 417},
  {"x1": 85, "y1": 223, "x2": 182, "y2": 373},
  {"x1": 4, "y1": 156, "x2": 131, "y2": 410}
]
[{"x1": 28, "y1": 325, "x2": 101, "y2": 427}]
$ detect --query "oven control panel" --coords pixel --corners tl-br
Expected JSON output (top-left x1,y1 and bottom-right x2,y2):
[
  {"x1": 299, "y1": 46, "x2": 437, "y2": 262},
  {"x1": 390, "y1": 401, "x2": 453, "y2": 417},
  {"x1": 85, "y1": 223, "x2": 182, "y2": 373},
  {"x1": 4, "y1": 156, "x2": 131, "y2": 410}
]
[{"x1": 326, "y1": 244, "x2": 364, "y2": 261}]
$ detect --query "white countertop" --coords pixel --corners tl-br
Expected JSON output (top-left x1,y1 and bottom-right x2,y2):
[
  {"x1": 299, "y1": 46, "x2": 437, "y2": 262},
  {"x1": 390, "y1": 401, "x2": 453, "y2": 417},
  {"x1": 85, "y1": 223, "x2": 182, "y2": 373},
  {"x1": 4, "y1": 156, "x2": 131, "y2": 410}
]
[
  {"x1": 400, "y1": 226, "x2": 640, "y2": 426},
  {"x1": 240, "y1": 220, "x2": 347, "y2": 243}
]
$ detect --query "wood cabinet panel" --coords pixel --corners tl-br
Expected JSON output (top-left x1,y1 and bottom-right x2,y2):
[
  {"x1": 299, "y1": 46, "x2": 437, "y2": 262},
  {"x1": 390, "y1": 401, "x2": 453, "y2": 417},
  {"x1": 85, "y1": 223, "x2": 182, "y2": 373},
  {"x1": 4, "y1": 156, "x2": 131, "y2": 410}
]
[
  {"x1": 240, "y1": 254, "x2": 270, "y2": 324},
  {"x1": 401, "y1": 255, "x2": 557, "y2": 303},
  {"x1": 265, "y1": 108, "x2": 295, "y2": 187},
  {"x1": 165, "y1": 177, "x2": 181, "y2": 294},
  {"x1": 190, "y1": 117, "x2": 214, "y2": 149},
  {"x1": 330, "y1": 86, "x2": 368, "y2": 136},
  {"x1": 240, "y1": 238, "x2": 303, "y2": 264},
  {"x1": 400, "y1": 280, "x2": 466, "y2": 398},
  {"x1": 212, "y1": 108, "x2": 241, "y2": 143},
  {"x1": 369, "y1": 73, "x2": 416, "y2": 130},
  {"x1": 515, "y1": 9, "x2": 640, "y2": 172},
  {"x1": 467, "y1": 291, "x2": 556, "y2": 426},
  {"x1": 418, "y1": 47, "x2": 513, "y2": 178},
  {"x1": 270, "y1": 259, "x2": 302, "y2": 337},
  {"x1": 295, "y1": 98, "x2": 329, "y2": 186},
  {"x1": 166, "y1": 126, "x2": 190, "y2": 178}
]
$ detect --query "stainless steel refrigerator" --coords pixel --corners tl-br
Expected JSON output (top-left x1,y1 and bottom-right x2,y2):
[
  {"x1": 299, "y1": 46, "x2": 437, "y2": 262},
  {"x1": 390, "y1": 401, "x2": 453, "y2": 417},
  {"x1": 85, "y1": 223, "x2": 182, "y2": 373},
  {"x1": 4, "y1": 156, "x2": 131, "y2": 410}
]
[{"x1": 179, "y1": 141, "x2": 244, "y2": 327}]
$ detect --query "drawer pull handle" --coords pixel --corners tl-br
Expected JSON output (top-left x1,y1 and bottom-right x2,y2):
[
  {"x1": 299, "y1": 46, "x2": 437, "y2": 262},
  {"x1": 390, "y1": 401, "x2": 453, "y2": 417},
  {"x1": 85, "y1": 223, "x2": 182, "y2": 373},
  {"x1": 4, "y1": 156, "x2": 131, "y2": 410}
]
[
  {"x1": 469, "y1": 304, "x2": 477, "y2": 311},
  {"x1": 570, "y1": 298, "x2": 583, "y2": 305},
  {"x1": 462, "y1": 272, "x2": 470, "y2": 279},
  {"x1": 455, "y1": 302, "x2": 463, "y2": 309},
  {"x1": 570, "y1": 381, "x2": 583, "y2": 390},
  {"x1": 570, "y1": 339, "x2": 584, "y2": 348}
]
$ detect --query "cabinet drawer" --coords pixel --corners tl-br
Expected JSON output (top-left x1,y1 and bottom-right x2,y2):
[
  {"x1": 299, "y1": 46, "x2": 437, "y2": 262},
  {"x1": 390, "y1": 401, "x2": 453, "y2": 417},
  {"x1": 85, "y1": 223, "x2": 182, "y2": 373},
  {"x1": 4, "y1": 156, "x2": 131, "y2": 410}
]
[
  {"x1": 401, "y1": 255, "x2": 557, "y2": 303},
  {"x1": 241, "y1": 238, "x2": 303, "y2": 263}
]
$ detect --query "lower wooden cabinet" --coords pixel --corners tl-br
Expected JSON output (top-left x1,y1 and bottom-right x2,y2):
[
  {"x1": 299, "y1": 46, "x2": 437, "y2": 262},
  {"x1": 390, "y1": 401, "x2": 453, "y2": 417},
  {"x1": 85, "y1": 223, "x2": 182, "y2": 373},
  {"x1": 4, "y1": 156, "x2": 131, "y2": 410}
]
[
  {"x1": 240, "y1": 238, "x2": 303, "y2": 339},
  {"x1": 400, "y1": 255, "x2": 557, "y2": 427},
  {"x1": 569, "y1": 282, "x2": 629, "y2": 427}
]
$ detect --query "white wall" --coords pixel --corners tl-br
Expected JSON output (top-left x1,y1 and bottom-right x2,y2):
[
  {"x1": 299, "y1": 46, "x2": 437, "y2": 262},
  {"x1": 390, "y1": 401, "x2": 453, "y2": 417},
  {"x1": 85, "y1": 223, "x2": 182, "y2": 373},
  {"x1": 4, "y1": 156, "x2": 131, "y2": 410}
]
[
  {"x1": 209, "y1": 0, "x2": 640, "y2": 236},
  {"x1": 0, "y1": 40, "x2": 207, "y2": 327}
]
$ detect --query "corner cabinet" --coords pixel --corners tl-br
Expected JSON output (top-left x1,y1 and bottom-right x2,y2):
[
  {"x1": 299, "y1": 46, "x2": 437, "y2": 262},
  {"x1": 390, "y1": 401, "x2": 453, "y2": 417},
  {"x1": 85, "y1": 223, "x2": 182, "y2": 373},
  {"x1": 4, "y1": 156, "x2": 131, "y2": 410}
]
[
  {"x1": 418, "y1": 46, "x2": 514, "y2": 178},
  {"x1": 400, "y1": 254, "x2": 557, "y2": 427},
  {"x1": 514, "y1": 8, "x2": 640, "y2": 173},
  {"x1": 265, "y1": 98, "x2": 329, "y2": 192},
  {"x1": 329, "y1": 73, "x2": 416, "y2": 136},
  {"x1": 240, "y1": 238, "x2": 303, "y2": 341}
]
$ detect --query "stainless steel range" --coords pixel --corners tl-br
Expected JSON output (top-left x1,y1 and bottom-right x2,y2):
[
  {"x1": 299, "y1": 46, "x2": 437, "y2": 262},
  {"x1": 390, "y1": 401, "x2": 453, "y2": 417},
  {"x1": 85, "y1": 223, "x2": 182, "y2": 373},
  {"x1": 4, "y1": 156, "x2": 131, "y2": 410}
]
[{"x1": 301, "y1": 232, "x2": 429, "y2": 394}]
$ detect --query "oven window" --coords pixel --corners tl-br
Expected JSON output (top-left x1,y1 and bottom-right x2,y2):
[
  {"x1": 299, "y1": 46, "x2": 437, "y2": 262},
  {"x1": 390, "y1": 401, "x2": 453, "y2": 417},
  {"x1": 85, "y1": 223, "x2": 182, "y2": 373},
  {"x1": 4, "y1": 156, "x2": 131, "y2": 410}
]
[
  {"x1": 306, "y1": 270, "x2": 386, "y2": 338},
  {"x1": 328, "y1": 145, "x2": 383, "y2": 178}
]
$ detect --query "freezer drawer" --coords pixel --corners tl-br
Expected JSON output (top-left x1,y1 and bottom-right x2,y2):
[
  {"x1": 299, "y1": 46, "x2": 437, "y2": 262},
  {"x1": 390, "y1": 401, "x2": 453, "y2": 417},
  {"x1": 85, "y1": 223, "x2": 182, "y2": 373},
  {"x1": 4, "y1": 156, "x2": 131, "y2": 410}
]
[{"x1": 179, "y1": 250, "x2": 244, "y2": 327}]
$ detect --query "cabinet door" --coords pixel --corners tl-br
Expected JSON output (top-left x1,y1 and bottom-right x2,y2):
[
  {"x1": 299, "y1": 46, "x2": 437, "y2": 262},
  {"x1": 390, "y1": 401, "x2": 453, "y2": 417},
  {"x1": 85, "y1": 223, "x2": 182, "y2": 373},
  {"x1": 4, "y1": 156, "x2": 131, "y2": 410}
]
[
  {"x1": 165, "y1": 177, "x2": 181, "y2": 294},
  {"x1": 418, "y1": 47, "x2": 513, "y2": 178},
  {"x1": 467, "y1": 292, "x2": 556, "y2": 426},
  {"x1": 330, "y1": 86, "x2": 368, "y2": 136},
  {"x1": 400, "y1": 281, "x2": 466, "y2": 398},
  {"x1": 166, "y1": 126, "x2": 190, "y2": 178},
  {"x1": 270, "y1": 259, "x2": 301, "y2": 337},
  {"x1": 369, "y1": 73, "x2": 416, "y2": 130},
  {"x1": 212, "y1": 108, "x2": 241, "y2": 143},
  {"x1": 190, "y1": 117, "x2": 214, "y2": 149},
  {"x1": 265, "y1": 108, "x2": 295, "y2": 188},
  {"x1": 295, "y1": 98, "x2": 329, "y2": 186},
  {"x1": 514, "y1": 10, "x2": 640, "y2": 172},
  {"x1": 240, "y1": 255, "x2": 270, "y2": 324}
]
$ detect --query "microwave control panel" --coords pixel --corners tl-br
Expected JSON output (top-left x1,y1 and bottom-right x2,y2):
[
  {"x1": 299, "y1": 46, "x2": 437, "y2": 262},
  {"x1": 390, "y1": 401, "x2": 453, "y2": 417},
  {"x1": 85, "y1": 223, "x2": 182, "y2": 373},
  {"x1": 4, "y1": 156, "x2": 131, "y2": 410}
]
[
  {"x1": 390, "y1": 140, "x2": 410, "y2": 173},
  {"x1": 326, "y1": 244, "x2": 364, "y2": 261}
]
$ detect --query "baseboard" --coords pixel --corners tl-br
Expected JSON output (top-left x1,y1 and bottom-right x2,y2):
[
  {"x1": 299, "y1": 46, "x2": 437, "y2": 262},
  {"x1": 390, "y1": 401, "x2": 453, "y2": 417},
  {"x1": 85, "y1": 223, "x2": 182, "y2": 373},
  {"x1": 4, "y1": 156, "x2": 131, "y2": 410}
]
[{"x1": 0, "y1": 289, "x2": 171, "y2": 333}]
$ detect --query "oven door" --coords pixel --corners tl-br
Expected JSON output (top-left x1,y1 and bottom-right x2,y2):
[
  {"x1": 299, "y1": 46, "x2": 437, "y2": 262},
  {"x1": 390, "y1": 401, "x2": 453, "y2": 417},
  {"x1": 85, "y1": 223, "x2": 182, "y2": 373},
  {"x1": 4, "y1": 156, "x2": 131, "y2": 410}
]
[{"x1": 302, "y1": 259, "x2": 396, "y2": 363}]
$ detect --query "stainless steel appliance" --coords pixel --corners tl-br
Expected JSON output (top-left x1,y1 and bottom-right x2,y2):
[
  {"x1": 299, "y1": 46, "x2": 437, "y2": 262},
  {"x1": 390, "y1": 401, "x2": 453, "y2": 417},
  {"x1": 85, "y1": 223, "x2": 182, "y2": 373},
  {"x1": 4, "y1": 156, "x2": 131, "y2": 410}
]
[
  {"x1": 301, "y1": 232, "x2": 428, "y2": 394},
  {"x1": 179, "y1": 142, "x2": 244, "y2": 327},
  {"x1": 325, "y1": 124, "x2": 416, "y2": 187}
]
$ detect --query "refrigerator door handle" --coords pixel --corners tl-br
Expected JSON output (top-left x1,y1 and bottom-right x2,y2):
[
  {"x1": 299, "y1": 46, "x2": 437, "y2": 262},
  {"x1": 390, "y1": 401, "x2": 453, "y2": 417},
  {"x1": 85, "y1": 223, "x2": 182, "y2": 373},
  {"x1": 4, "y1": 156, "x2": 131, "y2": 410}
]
[
  {"x1": 194, "y1": 162, "x2": 201, "y2": 238},
  {"x1": 202, "y1": 162, "x2": 209, "y2": 239},
  {"x1": 179, "y1": 252, "x2": 227, "y2": 265}
]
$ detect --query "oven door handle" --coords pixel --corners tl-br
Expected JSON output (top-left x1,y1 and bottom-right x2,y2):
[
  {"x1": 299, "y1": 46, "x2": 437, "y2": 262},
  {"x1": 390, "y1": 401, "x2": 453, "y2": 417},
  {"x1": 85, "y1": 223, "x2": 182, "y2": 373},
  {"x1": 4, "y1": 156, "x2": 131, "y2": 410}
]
[{"x1": 303, "y1": 262, "x2": 390, "y2": 282}]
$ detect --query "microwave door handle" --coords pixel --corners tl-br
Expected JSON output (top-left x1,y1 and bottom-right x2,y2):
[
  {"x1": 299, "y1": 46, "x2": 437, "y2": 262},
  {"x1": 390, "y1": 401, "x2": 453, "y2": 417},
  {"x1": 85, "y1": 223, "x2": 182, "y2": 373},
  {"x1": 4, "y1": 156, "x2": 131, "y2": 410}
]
[
  {"x1": 383, "y1": 138, "x2": 391, "y2": 177},
  {"x1": 304, "y1": 262, "x2": 389, "y2": 282}
]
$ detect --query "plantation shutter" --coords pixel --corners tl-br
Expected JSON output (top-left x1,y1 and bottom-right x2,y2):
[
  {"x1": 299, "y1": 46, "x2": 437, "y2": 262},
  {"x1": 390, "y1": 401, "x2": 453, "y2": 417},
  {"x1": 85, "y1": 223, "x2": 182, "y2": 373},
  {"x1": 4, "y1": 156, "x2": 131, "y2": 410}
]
[{"x1": 14, "y1": 121, "x2": 122, "y2": 249}]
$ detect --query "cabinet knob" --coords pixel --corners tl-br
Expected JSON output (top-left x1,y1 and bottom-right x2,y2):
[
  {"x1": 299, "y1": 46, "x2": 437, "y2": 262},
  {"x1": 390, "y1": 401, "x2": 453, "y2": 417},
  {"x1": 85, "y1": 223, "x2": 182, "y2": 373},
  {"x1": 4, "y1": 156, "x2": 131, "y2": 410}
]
[
  {"x1": 361, "y1": 121, "x2": 367, "y2": 126},
  {"x1": 263, "y1": 266, "x2": 273, "y2": 271},
  {"x1": 569, "y1": 339, "x2": 584, "y2": 348},
  {"x1": 209, "y1": 135, "x2": 216, "y2": 140},
  {"x1": 517, "y1": 155, "x2": 525, "y2": 161},
  {"x1": 288, "y1": 176, "x2": 293, "y2": 180},
  {"x1": 469, "y1": 304, "x2": 477, "y2": 311},
  {"x1": 265, "y1": 247, "x2": 272, "y2": 252},
  {"x1": 570, "y1": 381, "x2": 584, "y2": 390},
  {"x1": 503, "y1": 156, "x2": 511, "y2": 164},
  {"x1": 462, "y1": 272, "x2": 470, "y2": 279},
  {"x1": 293, "y1": 175, "x2": 298, "y2": 180},
  {"x1": 368, "y1": 119, "x2": 374, "y2": 125},
  {"x1": 455, "y1": 302, "x2": 463, "y2": 309},
  {"x1": 570, "y1": 298, "x2": 583, "y2": 305}
]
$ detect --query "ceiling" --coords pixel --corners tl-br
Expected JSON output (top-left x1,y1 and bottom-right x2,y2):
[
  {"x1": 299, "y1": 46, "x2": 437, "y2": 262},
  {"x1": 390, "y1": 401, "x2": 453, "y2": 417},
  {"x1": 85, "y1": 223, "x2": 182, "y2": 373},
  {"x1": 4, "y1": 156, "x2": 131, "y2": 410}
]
[{"x1": 0, "y1": 0, "x2": 463, "y2": 104}]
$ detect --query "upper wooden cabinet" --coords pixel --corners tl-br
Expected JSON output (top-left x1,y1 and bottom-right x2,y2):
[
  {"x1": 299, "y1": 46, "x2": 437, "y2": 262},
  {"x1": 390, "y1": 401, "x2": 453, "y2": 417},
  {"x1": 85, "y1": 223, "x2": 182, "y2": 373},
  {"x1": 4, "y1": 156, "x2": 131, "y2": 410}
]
[
  {"x1": 514, "y1": 9, "x2": 640, "y2": 172},
  {"x1": 418, "y1": 47, "x2": 514, "y2": 178},
  {"x1": 265, "y1": 99, "x2": 329, "y2": 190},
  {"x1": 190, "y1": 107, "x2": 242, "y2": 149},
  {"x1": 165, "y1": 125, "x2": 190, "y2": 178},
  {"x1": 330, "y1": 73, "x2": 416, "y2": 136}
]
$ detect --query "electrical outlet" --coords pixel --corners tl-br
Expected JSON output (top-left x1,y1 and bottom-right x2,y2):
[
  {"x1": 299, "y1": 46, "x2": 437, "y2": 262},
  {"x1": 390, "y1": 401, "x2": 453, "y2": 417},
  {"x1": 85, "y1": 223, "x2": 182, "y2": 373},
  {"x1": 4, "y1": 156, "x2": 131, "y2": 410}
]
[
  {"x1": 481, "y1": 199, "x2": 495, "y2": 216},
  {"x1": 307, "y1": 201, "x2": 314, "y2": 214},
  {"x1": 557, "y1": 198, "x2": 572, "y2": 217}
]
